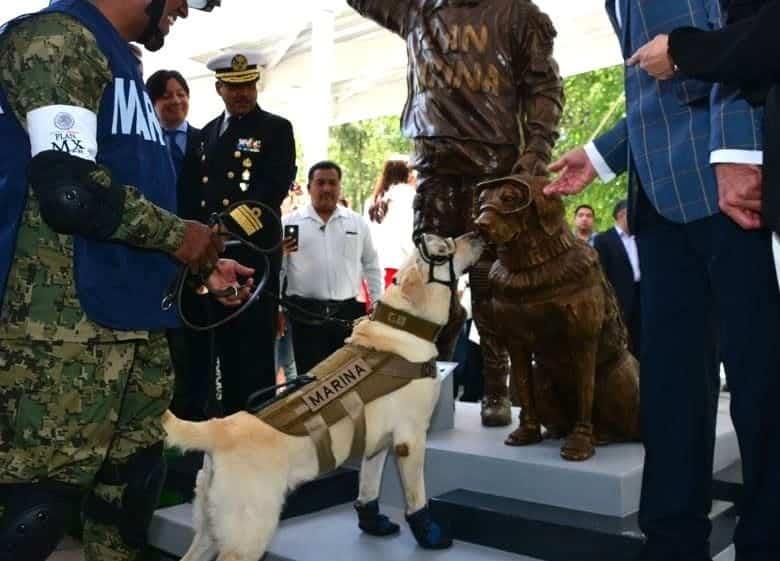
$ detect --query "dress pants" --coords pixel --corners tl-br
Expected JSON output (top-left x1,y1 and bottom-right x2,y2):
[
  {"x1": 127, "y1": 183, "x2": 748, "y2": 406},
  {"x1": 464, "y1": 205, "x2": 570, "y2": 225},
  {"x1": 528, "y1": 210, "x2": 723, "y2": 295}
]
[
  {"x1": 166, "y1": 327, "x2": 213, "y2": 421},
  {"x1": 288, "y1": 298, "x2": 365, "y2": 375},
  {"x1": 626, "y1": 281, "x2": 641, "y2": 357},
  {"x1": 635, "y1": 188, "x2": 780, "y2": 561},
  {"x1": 213, "y1": 294, "x2": 277, "y2": 415}
]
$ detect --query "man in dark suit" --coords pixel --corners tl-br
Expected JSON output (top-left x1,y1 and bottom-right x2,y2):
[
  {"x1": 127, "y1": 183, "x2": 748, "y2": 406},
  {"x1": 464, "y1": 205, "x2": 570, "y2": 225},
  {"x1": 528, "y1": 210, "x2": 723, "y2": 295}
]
[
  {"x1": 629, "y1": 0, "x2": 780, "y2": 267},
  {"x1": 147, "y1": 69, "x2": 212, "y2": 421},
  {"x1": 546, "y1": 2, "x2": 780, "y2": 560},
  {"x1": 194, "y1": 50, "x2": 296, "y2": 415},
  {"x1": 594, "y1": 200, "x2": 640, "y2": 355}
]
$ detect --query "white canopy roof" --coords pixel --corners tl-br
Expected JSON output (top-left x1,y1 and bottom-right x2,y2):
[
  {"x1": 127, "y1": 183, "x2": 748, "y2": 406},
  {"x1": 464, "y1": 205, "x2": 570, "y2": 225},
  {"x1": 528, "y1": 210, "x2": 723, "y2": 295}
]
[{"x1": 2, "y1": 1, "x2": 622, "y2": 164}]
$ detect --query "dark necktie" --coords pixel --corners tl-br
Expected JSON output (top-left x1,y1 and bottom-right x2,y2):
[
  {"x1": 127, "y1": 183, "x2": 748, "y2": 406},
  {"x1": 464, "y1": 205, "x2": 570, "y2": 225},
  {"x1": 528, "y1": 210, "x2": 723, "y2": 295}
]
[
  {"x1": 220, "y1": 115, "x2": 231, "y2": 137},
  {"x1": 165, "y1": 129, "x2": 185, "y2": 178}
]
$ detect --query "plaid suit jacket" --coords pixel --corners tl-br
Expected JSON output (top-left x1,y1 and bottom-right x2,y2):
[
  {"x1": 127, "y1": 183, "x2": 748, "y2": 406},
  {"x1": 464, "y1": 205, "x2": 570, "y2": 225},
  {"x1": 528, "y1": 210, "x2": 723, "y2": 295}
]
[{"x1": 593, "y1": 0, "x2": 763, "y2": 224}]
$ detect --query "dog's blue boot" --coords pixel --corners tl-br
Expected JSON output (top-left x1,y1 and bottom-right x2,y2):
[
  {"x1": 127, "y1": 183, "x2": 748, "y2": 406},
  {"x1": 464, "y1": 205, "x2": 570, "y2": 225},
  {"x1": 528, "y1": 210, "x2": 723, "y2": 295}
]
[
  {"x1": 354, "y1": 500, "x2": 400, "y2": 536},
  {"x1": 405, "y1": 504, "x2": 452, "y2": 549}
]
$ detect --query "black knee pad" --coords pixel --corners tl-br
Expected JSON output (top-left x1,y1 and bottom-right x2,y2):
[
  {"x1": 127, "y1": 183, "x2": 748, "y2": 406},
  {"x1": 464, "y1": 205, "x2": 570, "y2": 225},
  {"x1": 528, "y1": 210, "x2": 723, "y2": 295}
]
[
  {"x1": 84, "y1": 442, "x2": 167, "y2": 549},
  {"x1": 0, "y1": 482, "x2": 81, "y2": 561}
]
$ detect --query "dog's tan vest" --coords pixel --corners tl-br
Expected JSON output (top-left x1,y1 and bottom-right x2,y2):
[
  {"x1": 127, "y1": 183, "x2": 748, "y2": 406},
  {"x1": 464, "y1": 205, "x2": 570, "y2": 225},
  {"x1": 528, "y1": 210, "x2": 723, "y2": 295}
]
[{"x1": 256, "y1": 303, "x2": 440, "y2": 474}]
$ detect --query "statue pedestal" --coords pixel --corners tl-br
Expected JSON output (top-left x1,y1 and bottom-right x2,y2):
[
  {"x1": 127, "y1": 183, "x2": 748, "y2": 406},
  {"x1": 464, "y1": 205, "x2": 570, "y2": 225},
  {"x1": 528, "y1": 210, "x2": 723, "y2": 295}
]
[
  {"x1": 378, "y1": 396, "x2": 739, "y2": 561},
  {"x1": 380, "y1": 397, "x2": 739, "y2": 517}
]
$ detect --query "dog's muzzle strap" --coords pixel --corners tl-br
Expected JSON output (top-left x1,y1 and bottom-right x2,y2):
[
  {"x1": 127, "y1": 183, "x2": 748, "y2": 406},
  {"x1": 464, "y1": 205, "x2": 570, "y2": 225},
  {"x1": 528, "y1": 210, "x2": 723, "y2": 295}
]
[{"x1": 415, "y1": 240, "x2": 457, "y2": 290}]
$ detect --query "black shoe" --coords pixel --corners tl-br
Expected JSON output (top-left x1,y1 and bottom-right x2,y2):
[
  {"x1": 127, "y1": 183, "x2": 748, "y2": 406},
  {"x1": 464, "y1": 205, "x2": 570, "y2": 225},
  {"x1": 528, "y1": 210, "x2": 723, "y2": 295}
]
[
  {"x1": 354, "y1": 500, "x2": 400, "y2": 537},
  {"x1": 405, "y1": 505, "x2": 452, "y2": 549}
]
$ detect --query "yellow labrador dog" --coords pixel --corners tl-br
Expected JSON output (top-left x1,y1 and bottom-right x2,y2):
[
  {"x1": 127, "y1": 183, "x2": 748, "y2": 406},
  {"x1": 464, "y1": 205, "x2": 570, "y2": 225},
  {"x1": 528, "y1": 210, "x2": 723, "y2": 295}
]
[{"x1": 163, "y1": 233, "x2": 484, "y2": 561}]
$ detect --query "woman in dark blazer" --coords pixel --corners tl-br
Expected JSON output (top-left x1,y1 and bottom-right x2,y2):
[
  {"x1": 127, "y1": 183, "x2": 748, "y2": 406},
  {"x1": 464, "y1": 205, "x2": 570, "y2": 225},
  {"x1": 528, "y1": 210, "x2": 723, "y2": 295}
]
[{"x1": 628, "y1": 0, "x2": 780, "y2": 233}]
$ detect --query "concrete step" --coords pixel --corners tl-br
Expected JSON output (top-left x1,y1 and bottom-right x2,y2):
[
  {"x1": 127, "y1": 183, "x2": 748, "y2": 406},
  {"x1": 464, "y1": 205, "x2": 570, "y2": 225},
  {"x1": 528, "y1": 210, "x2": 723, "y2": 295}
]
[
  {"x1": 150, "y1": 501, "x2": 738, "y2": 561},
  {"x1": 430, "y1": 489, "x2": 736, "y2": 561},
  {"x1": 152, "y1": 502, "x2": 534, "y2": 561}
]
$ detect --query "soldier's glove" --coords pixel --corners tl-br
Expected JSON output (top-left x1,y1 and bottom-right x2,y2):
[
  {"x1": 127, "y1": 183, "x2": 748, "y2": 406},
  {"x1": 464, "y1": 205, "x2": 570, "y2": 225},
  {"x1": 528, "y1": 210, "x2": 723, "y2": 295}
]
[
  {"x1": 172, "y1": 220, "x2": 225, "y2": 275},
  {"x1": 512, "y1": 152, "x2": 550, "y2": 178}
]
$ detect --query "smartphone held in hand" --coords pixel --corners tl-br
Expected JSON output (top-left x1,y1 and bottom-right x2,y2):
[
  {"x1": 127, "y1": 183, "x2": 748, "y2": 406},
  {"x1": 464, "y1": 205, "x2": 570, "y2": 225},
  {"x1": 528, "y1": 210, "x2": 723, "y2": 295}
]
[{"x1": 284, "y1": 224, "x2": 299, "y2": 252}]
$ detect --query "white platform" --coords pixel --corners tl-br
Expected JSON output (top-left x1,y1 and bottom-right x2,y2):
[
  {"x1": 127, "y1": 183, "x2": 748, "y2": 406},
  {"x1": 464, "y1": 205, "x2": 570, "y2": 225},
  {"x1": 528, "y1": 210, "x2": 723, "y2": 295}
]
[
  {"x1": 151, "y1": 502, "x2": 533, "y2": 561},
  {"x1": 150, "y1": 501, "x2": 738, "y2": 561},
  {"x1": 150, "y1": 389, "x2": 740, "y2": 559},
  {"x1": 379, "y1": 395, "x2": 739, "y2": 517},
  {"x1": 428, "y1": 362, "x2": 456, "y2": 433}
]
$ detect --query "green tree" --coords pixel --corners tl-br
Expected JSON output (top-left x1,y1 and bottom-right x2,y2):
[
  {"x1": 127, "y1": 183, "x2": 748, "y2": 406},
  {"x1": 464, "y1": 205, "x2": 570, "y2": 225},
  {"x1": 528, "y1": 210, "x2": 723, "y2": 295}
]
[
  {"x1": 328, "y1": 117, "x2": 411, "y2": 212},
  {"x1": 554, "y1": 65, "x2": 627, "y2": 231},
  {"x1": 326, "y1": 64, "x2": 627, "y2": 228}
]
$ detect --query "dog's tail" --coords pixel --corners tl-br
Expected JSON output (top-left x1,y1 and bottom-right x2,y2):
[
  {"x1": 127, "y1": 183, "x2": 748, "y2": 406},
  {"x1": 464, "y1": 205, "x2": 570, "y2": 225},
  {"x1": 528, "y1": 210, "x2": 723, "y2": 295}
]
[{"x1": 162, "y1": 410, "x2": 219, "y2": 453}]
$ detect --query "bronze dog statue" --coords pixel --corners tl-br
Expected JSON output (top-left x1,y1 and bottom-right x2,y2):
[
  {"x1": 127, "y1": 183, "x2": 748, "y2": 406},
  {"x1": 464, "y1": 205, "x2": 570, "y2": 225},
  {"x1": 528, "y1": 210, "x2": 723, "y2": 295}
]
[{"x1": 474, "y1": 174, "x2": 640, "y2": 461}]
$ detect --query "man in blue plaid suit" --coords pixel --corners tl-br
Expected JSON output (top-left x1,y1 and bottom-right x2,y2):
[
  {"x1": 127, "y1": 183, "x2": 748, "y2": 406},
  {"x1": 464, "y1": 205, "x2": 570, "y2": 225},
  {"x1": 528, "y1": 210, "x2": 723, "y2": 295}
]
[{"x1": 547, "y1": 2, "x2": 780, "y2": 561}]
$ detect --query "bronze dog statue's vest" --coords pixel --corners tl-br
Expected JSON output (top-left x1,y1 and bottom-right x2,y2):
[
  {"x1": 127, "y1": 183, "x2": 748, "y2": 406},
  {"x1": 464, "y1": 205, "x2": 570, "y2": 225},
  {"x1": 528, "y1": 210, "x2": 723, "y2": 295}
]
[{"x1": 256, "y1": 303, "x2": 440, "y2": 474}]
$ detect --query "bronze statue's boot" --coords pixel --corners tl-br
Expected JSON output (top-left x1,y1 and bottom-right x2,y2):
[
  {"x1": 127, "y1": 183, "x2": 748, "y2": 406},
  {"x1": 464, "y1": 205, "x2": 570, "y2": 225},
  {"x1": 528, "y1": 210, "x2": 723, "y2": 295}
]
[
  {"x1": 561, "y1": 422, "x2": 595, "y2": 461},
  {"x1": 470, "y1": 257, "x2": 512, "y2": 427},
  {"x1": 481, "y1": 394, "x2": 512, "y2": 427},
  {"x1": 480, "y1": 357, "x2": 511, "y2": 426}
]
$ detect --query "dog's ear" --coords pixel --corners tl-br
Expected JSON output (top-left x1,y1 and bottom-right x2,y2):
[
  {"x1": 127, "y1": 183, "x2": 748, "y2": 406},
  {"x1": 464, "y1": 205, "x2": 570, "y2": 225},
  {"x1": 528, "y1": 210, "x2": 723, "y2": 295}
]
[
  {"x1": 533, "y1": 182, "x2": 565, "y2": 236},
  {"x1": 398, "y1": 264, "x2": 426, "y2": 305}
]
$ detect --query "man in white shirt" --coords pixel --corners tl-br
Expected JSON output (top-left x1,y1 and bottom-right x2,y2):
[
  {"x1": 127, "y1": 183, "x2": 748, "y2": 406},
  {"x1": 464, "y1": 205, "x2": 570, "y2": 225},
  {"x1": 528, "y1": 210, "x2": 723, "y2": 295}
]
[
  {"x1": 282, "y1": 161, "x2": 383, "y2": 374},
  {"x1": 593, "y1": 200, "x2": 640, "y2": 355}
]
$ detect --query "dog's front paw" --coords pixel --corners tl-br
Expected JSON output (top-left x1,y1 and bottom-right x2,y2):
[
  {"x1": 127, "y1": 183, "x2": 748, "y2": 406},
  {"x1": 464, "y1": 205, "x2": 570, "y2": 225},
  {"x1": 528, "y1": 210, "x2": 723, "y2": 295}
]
[
  {"x1": 504, "y1": 423, "x2": 543, "y2": 446},
  {"x1": 406, "y1": 505, "x2": 453, "y2": 549},
  {"x1": 355, "y1": 500, "x2": 400, "y2": 537},
  {"x1": 561, "y1": 423, "x2": 595, "y2": 461}
]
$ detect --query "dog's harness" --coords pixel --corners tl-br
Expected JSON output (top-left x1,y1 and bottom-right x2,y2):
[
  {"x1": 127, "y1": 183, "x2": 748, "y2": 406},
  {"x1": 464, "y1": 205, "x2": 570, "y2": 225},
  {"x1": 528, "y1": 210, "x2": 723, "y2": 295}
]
[{"x1": 254, "y1": 302, "x2": 440, "y2": 475}]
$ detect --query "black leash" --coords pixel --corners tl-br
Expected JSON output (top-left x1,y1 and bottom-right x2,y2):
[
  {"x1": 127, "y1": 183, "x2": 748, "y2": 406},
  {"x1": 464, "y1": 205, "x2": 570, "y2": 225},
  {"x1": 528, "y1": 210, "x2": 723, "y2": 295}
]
[
  {"x1": 244, "y1": 374, "x2": 318, "y2": 414},
  {"x1": 162, "y1": 200, "x2": 358, "y2": 331},
  {"x1": 162, "y1": 200, "x2": 280, "y2": 331}
]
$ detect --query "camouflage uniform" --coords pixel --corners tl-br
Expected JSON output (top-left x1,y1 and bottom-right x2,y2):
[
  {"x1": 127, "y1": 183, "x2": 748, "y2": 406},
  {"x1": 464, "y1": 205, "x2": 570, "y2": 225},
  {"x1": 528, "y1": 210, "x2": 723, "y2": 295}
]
[{"x1": 0, "y1": 13, "x2": 183, "y2": 560}]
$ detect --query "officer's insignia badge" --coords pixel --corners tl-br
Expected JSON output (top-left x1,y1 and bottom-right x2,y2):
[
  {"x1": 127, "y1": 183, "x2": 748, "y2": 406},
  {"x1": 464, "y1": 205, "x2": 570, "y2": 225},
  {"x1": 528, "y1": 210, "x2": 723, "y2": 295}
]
[
  {"x1": 229, "y1": 204, "x2": 263, "y2": 236},
  {"x1": 231, "y1": 54, "x2": 249, "y2": 72},
  {"x1": 237, "y1": 138, "x2": 262, "y2": 152}
]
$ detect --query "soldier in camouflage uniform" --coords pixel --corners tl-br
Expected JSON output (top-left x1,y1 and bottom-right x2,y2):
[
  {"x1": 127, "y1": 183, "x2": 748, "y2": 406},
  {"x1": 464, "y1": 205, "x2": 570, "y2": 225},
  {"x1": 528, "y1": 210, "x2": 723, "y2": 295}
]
[
  {"x1": 347, "y1": 0, "x2": 564, "y2": 426},
  {"x1": 0, "y1": 1, "x2": 242, "y2": 561}
]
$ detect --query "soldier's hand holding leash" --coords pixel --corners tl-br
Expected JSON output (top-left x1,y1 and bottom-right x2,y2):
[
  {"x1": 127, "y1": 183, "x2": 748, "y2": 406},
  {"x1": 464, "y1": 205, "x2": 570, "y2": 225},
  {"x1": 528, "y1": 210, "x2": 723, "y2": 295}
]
[
  {"x1": 206, "y1": 259, "x2": 256, "y2": 307},
  {"x1": 164, "y1": 200, "x2": 281, "y2": 329},
  {"x1": 173, "y1": 220, "x2": 225, "y2": 274}
]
